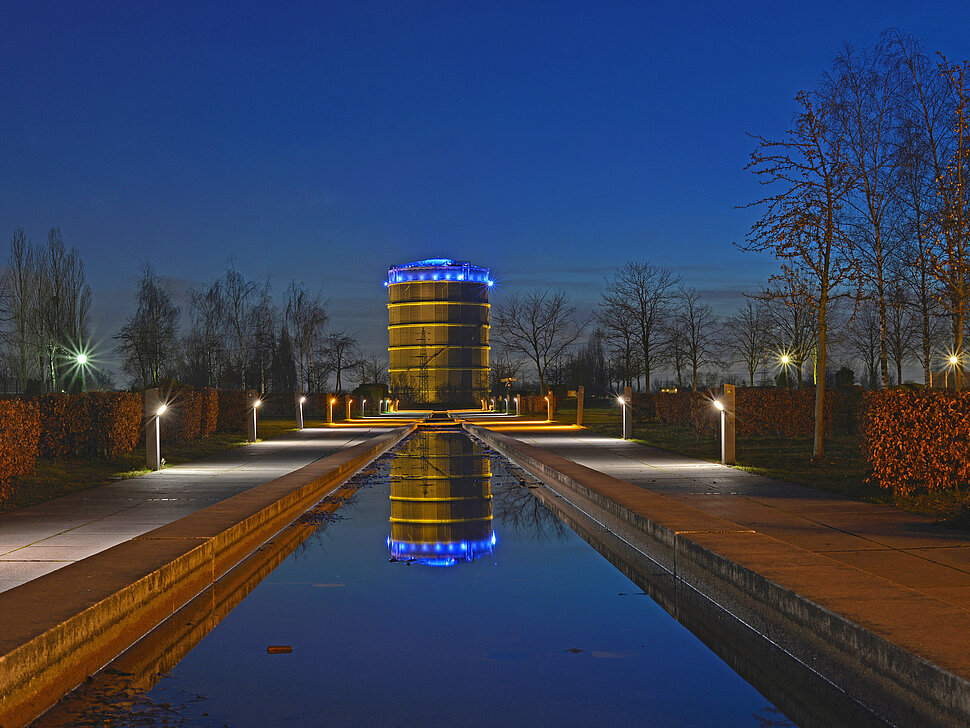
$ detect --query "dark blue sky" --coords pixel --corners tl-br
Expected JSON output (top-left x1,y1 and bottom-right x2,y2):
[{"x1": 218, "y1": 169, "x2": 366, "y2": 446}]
[{"x1": 3, "y1": 1, "x2": 970, "y2": 359}]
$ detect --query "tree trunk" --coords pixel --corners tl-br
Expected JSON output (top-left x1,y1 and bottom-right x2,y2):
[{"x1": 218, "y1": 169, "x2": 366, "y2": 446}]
[{"x1": 814, "y1": 288, "x2": 828, "y2": 459}]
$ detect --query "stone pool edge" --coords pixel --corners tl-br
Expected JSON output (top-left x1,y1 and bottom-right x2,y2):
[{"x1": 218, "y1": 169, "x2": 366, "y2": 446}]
[
  {"x1": 0, "y1": 424, "x2": 416, "y2": 728},
  {"x1": 465, "y1": 421, "x2": 970, "y2": 728}
]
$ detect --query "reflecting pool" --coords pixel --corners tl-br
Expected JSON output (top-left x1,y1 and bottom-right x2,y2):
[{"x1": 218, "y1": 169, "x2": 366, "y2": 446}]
[{"x1": 37, "y1": 430, "x2": 793, "y2": 727}]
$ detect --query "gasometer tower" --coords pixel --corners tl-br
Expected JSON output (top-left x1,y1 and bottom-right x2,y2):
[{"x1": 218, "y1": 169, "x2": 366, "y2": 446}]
[{"x1": 385, "y1": 258, "x2": 491, "y2": 408}]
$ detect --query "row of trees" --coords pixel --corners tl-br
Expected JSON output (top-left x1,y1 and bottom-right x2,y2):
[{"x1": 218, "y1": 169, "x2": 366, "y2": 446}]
[
  {"x1": 0, "y1": 228, "x2": 92, "y2": 393},
  {"x1": 491, "y1": 30, "x2": 970, "y2": 460},
  {"x1": 115, "y1": 262, "x2": 388, "y2": 394}
]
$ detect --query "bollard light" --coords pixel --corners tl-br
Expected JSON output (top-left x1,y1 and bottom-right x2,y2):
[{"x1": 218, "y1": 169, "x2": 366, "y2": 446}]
[
  {"x1": 297, "y1": 395, "x2": 306, "y2": 430},
  {"x1": 248, "y1": 399, "x2": 261, "y2": 442},
  {"x1": 715, "y1": 385, "x2": 736, "y2": 465},
  {"x1": 362, "y1": 398, "x2": 367, "y2": 417},
  {"x1": 329, "y1": 397, "x2": 336, "y2": 425},
  {"x1": 618, "y1": 396, "x2": 629, "y2": 439},
  {"x1": 150, "y1": 403, "x2": 167, "y2": 470}
]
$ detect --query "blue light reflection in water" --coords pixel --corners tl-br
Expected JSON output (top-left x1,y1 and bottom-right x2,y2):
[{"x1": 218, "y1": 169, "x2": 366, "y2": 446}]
[{"x1": 65, "y1": 431, "x2": 793, "y2": 727}]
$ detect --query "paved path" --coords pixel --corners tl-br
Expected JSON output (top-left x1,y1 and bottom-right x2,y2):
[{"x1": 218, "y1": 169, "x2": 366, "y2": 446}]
[
  {"x1": 464, "y1": 415, "x2": 970, "y2": 682},
  {"x1": 0, "y1": 423, "x2": 406, "y2": 593}
]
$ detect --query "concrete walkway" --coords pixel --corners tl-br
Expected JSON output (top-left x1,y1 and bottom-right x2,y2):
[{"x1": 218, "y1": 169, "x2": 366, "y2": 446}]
[
  {"x1": 464, "y1": 415, "x2": 970, "y2": 686},
  {"x1": 0, "y1": 422, "x2": 408, "y2": 593}
]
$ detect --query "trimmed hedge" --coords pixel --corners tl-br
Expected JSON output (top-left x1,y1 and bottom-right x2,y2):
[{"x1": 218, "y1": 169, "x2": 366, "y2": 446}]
[
  {"x1": 639, "y1": 387, "x2": 863, "y2": 437},
  {"x1": 217, "y1": 389, "x2": 258, "y2": 433},
  {"x1": 0, "y1": 400, "x2": 40, "y2": 492},
  {"x1": 86, "y1": 391, "x2": 142, "y2": 459},
  {"x1": 518, "y1": 393, "x2": 557, "y2": 416},
  {"x1": 200, "y1": 387, "x2": 219, "y2": 437},
  {"x1": 862, "y1": 390, "x2": 970, "y2": 495},
  {"x1": 161, "y1": 389, "x2": 202, "y2": 443},
  {"x1": 31, "y1": 392, "x2": 141, "y2": 460}
]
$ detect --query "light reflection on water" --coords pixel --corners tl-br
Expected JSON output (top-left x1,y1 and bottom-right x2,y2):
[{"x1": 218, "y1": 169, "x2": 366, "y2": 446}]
[{"x1": 36, "y1": 430, "x2": 792, "y2": 728}]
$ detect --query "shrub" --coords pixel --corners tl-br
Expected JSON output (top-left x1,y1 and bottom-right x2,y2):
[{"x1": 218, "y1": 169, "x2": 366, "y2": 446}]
[
  {"x1": 87, "y1": 391, "x2": 142, "y2": 458},
  {"x1": 34, "y1": 394, "x2": 93, "y2": 459},
  {"x1": 632, "y1": 393, "x2": 655, "y2": 423},
  {"x1": 161, "y1": 389, "x2": 203, "y2": 443},
  {"x1": 200, "y1": 387, "x2": 219, "y2": 437},
  {"x1": 0, "y1": 400, "x2": 40, "y2": 495},
  {"x1": 862, "y1": 390, "x2": 970, "y2": 495},
  {"x1": 217, "y1": 389, "x2": 258, "y2": 433}
]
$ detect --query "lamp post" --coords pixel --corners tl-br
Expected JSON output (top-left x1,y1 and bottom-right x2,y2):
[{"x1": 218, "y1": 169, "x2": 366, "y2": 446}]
[
  {"x1": 144, "y1": 388, "x2": 166, "y2": 471},
  {"x1": 362, "y1": 398, "x2": 367, "y2": 417},
  {"x1": 514, "y1": 395, "x2": 520, "y2": 417},
  {"x1": 296, "y1": 394, "x2": 305, "y2": 430},
  {"x1": 545, "y1": 394, "x2": 552, "y2": 422},
  {"x1": 714, "y1": 384, "x2": 736, "y2": 465},
  {"x1": 248, "y1": 399, "x2": 261, "y2": 442},
  {"x1": 577, "y1": 385, "x2": 585, "y2": 427},
  {"x1": 345, "y1": 397, "x2": 352, "y2": 421},
  {"x1": 328, "y1": 397, "x2": 335, "y2": 425},
  {"x1": 617, "y1": 396, "x2": 628, "y2": 439}
]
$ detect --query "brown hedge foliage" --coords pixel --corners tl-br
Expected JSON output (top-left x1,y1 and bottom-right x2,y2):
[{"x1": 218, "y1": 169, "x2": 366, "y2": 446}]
[
  {"x1": 30, "y1": 393, "x2": 141, "y2": 461},
  {"x1": 217, "y1": 389, "x2": 258, "y2": 433},
  {"x1": 0, "y1": 400, "x2": 40, "y2": 493},
  {"x1": 34, "y1": 394, "x2": 94, "y2": 459},
  {"x1": 631, "y1": 393, "x2": 655, "y2": 423},
  {"x1": 648, "y1": 387, "x2": 861, "y2": 438},
  {"x1": 86, "y1": 391, "x2": 142, "y2": 459},
  {"x1": 161, "y1": 390, "x2": 203, "y2": 443},
  {"x1": 200, "y1": 388, "x2": 219, "y2": 437},
  {"x1": 518, "y1": 393, "x2": 557, "y2": 416},
  {"x1": 862, "y1": 390, "x2": 970, "y2": 495},
  {"x1": 654, "y1": 392, "x2": 697, "y2": 426}
]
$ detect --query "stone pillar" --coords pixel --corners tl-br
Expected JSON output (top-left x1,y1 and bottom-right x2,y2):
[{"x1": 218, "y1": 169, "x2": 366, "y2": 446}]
[
  {"x1": 623, "y1": 385, "x2": 633, "y2": 439},
  {"x1": 295, "y1": 393, "x2": 304, "y2": 430},
  {"x1": 721, "y1": 383, "x2": 736, "y2": 465},
  {"x1": 577, "y1": 385, "x2": 585, "y2": 427},
  {"x1": 144, "y1": 388, "x2": 162, "y2": 471}
]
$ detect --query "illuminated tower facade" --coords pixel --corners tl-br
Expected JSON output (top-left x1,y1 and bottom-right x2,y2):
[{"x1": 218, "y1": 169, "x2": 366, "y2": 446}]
[{"x1": 386, "y1": 258, "x2": 491, "y2": 408}]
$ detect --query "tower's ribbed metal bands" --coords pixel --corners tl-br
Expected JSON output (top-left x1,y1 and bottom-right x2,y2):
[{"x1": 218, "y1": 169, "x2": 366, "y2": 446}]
[{"x1": 386, "y1": 258, "x2": 491, "y2": 407}]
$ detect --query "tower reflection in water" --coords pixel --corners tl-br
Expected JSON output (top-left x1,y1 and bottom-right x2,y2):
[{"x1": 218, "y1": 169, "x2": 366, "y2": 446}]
[{"x1": 387, "y1": 430, "x2": 496, "y2": 566}]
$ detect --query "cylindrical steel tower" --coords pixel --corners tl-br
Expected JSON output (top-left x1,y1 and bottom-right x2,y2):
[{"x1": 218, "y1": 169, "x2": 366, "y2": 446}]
[{"x1": 386, "y1": 258, "x2": 491, "y2": 408}]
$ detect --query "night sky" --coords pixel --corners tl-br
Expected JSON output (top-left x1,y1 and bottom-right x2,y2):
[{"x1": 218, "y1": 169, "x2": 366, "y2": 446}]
[{"x1": 3, "y1": 1, "x2": 970, "y2": 363}]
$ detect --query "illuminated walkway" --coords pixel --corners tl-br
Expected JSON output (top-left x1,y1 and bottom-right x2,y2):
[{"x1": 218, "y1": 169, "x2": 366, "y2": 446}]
[
  {"x1": 0, "y1": 421, "x2": 410, "y2": 593},
  {"x1": 461, "y1": 414, "x2": 970, "y2": 689}
]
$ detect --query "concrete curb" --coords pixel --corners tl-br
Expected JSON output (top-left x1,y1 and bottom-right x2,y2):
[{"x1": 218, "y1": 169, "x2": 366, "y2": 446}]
[
  {"x1": 466, "y1": 422, "x2": 970, "y2": 728},
  {"x1": 0, "y1": 424, "x2": 415, "y2": 728}
]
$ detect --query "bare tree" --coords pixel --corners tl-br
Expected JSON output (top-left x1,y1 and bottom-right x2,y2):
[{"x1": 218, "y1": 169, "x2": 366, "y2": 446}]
[
  {"x1": 827, "y1": 37, "x2": 905, "y2": 387},
  {"x1": 37, "y1": 229, "x2": 92, "y2": 391},
  {"x1": 602, "y1": 262, "x2": 679, "y2": 392},
  {"x1": 493, "y1": 289, "x2": 586, "y2": 394},
  {"x1": 724, "y1": 299, "x2": 771, "y2": 386},
  {"x1": 324, "y1": 330, "x2": 359, "y2": 393},
  {"x1": 741, "y1": 89, "x2": 856, "y2": 458},
  {"x1": 884, "y1": 279, "x2": 919, "y2": 384},
  {"x1": 285, "y1": 280, "x2": 328, "y2": 393},
  {"x1": 249, "y1": 279, "x2": 277, "y2": 395},
  {"x1": 115, "y1": 264, "x2": 180, "y2": 388},
  {"x1": 1, "y1": 229, "x2": 40, "y2": 390},
  {"x1": 672, "y1": 286, "x2": 719, "y2": 391},
  {"x1": 596, "y1": 285, "x2": 638, "y2": 388},
  {"x1": 187, "y1": 280, "x2": 225, "y2": 387},
  {"x1": 220, "y1": 262, "x2": 257, "y2": 388},
  {"x1": 893, "y1": 33, "x2": 970, "y2": 387}
]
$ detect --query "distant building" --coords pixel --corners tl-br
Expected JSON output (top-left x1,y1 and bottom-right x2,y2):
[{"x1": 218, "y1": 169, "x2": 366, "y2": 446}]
[{"x1": 385, "y1": 258, "x2": 491, "y2": 408}]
